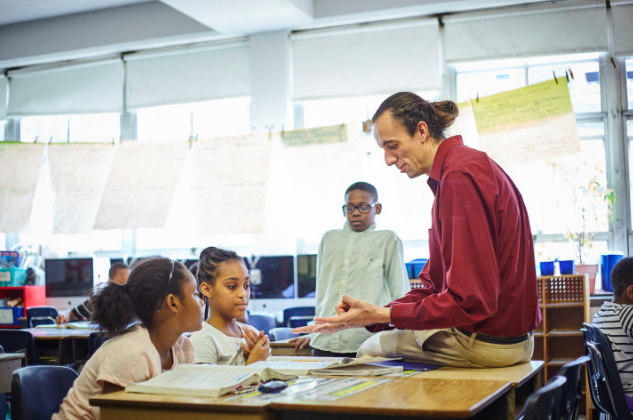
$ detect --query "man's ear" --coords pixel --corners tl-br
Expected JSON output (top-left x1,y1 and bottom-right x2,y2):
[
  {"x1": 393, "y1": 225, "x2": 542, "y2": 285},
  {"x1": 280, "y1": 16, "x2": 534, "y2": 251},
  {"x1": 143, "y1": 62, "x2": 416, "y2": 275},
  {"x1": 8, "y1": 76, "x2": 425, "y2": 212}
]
[
  {"x1": 626, "y1": 285, "x2": 633, "y2": 300},
  {"x1": 375, "y1": 203, "x2": 382, "y2": 215},
  {"x1": 417, "y1": 121, "x2": 429, "y2": 143}
]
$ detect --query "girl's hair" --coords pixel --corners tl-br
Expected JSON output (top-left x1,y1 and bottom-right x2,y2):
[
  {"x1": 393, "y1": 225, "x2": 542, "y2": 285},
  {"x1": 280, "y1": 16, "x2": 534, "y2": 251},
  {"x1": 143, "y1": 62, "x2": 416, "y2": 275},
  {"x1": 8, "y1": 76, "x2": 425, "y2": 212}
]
[
  {"x1": 91, "y1": 258, "x2": 188, "y2": 337},
  {"x1": 197, "y1": 247, "x2": 244, "y2": 320},
  {"x1": 197, "y1": 247, "x2": 244, "y2": 287},
  {"x1": 372, "y1": 92, "x2": 459, "y2": 141}
]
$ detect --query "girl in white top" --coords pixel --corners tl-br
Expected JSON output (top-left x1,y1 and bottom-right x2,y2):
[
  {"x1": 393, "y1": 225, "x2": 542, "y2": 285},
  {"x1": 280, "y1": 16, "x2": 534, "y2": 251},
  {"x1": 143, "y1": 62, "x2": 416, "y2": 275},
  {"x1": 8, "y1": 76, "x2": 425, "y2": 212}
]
[
  {"x1": 190, "y1": 247, "x2": 270, "y2": 365},
  {"x1": 53, "y1": 258, "x2": 204, "y2": 420}
]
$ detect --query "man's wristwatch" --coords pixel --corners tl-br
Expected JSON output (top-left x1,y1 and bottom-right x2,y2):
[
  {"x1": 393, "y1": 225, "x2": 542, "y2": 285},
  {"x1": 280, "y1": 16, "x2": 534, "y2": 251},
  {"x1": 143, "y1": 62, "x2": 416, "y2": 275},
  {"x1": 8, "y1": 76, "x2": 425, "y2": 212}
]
[{"x1": 388, "y1": 306, "x2": 395, "y2": 328}]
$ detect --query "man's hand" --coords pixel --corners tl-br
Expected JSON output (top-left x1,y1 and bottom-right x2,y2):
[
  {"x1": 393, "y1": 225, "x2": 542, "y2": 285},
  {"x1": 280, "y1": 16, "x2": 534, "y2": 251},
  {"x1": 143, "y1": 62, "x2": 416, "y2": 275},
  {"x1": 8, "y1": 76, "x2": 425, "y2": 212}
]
[
  {"x1": 289, "y1": 336, "x2": 310, "y2": 352},
  {"x1": 291, "y1": 295, "x2": 391, "y2": 334}
]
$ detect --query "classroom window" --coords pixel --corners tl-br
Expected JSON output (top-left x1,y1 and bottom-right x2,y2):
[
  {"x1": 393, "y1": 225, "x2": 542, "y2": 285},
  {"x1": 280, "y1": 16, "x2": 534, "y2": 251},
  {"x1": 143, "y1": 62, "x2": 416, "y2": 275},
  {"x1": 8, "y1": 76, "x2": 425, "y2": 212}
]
[
  {"x1": 527, "y1": 60, "x2": 601, "y2": 113},
  {"x1": 297, "y1": 93, "x2": 440, "y2": 129},
  {"x1": 20, "y1": 113, "x2": 120, "y2": 143},
  {"x1": 456, "y1": 68, "x2": 526, "y2": 103},
  {"x1": 136, "y1": 97, "x2": 251, "y2": 142},
  {"x1": 0, "y1": 121, "x2": 6, "y2": 141},
  {"x1": 626, "y1": 59, "x2": 633, "y2": 110}
]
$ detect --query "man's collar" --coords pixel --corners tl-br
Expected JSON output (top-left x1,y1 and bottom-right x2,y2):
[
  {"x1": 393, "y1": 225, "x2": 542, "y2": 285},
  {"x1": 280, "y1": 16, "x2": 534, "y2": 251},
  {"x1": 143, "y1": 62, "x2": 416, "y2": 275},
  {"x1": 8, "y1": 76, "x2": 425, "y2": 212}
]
[{"x1": 427, "y1": 135, "x2": 463, "y2": 194}]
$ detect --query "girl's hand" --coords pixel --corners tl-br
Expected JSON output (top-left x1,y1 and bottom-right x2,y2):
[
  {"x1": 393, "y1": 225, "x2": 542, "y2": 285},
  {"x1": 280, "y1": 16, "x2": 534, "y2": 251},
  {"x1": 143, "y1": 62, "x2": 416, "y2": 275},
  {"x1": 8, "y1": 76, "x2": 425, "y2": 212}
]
[
  {"x1": 289, "y1": 336, "x2": 310, "y2": 353},
  {"x1": 240, "y1": 327, "x2": 264, "y2": 358},
  {"x1": 245, "y1": 335, "x2": 270, "y2": 364}
]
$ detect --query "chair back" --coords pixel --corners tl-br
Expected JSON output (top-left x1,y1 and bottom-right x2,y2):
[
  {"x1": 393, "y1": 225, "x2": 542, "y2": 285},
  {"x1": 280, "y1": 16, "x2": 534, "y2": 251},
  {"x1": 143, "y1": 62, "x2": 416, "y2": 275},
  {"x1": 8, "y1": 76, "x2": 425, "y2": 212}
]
[
  {"x1": 87, "y1": 332, "x2": 109, "y2": 358},
  {"x1": 248, "y1": 313, "x2": 278, "y2": 336},
  {"x1": 516, "y1": 375, "x2": 567, "y2": 420},
  {"x1": 29, "y1": 316, "x2": 56, "y2": 328},
  {"x1": 282, "y1": 306, "x2": 315, "y2": 327},
  {"x1": 557, "y1": 355, "x2": 590, "y2": 420},
  {"x1": 582, "y1": 322, "x2": 633, "y2": 419},
  {"x1": 0, "y1": 330, "x2": 38, "y2": 366},
  {"x1": 11, "y1": 365, "x2": 78, "y2": 420},
  {"x1": 269, "y1": 327, "x2": 302, "y2": 342},
  {"x1": 26, "y1": 306, "x2": 58, "y2": 327}
]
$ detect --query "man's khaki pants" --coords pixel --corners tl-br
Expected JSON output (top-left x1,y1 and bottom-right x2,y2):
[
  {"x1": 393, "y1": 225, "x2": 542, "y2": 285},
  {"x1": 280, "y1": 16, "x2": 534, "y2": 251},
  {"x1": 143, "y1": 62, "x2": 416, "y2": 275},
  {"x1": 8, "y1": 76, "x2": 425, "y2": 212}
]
[{"x1": 357, "y1": 327, "x2": 534, "y2": 368}]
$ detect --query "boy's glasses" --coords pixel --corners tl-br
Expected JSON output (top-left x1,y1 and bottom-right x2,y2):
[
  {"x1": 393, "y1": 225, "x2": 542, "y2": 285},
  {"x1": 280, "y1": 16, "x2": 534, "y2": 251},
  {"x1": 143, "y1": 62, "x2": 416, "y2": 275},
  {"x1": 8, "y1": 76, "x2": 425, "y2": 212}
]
[
  {"x1": 342, "y1": 203, "x2": 378, "y2": 214},
  {"x1": 157, "y1": 260, "x2": 175, "y2": 312}
]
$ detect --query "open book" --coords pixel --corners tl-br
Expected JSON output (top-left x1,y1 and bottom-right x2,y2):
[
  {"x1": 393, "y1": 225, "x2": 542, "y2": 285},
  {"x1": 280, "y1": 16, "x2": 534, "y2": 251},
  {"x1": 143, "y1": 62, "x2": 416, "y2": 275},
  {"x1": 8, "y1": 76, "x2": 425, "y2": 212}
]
[
  {"x1": 247, "y1": 355, "x2": 403, "y2": 376},
  {"x1": 125, "y1": 363, "x2": 297, "y2": 398}
]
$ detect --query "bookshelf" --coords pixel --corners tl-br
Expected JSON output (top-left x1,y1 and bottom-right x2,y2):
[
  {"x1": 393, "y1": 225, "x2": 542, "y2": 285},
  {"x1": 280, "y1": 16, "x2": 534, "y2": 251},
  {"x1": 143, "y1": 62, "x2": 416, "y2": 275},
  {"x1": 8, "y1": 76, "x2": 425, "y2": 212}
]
[
  {"x1": 534, "y1": 274, "x2": 590, "y2": 417},
  {"x1": 0, "y1": 286, "x2": 46, "y2": 328}
]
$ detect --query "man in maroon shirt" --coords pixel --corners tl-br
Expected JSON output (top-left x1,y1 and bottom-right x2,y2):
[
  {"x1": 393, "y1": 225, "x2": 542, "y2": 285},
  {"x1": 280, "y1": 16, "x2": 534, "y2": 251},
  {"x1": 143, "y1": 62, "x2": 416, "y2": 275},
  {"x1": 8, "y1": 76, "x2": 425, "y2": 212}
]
[{"x1": 294, "y1": 92, "x2": 542, "y2": 367}]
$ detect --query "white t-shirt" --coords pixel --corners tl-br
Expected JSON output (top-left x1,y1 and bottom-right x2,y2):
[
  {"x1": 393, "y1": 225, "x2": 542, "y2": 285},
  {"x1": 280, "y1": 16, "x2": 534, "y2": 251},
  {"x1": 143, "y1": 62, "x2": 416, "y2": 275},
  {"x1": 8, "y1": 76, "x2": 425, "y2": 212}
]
[
  {"x1": 53, "y1": 325, "x2": 195, "y2": 420},
  {"x1": 190, "y1": 321, "x2": 259, "y2": 365}
]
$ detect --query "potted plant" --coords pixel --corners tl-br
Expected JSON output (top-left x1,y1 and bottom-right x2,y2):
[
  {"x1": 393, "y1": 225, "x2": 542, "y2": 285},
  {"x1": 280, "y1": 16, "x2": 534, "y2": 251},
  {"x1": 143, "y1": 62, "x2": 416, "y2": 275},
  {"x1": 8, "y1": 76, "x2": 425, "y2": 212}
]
[{"x1": 548, "y1": 160, "x2": 614, "y2": 293}]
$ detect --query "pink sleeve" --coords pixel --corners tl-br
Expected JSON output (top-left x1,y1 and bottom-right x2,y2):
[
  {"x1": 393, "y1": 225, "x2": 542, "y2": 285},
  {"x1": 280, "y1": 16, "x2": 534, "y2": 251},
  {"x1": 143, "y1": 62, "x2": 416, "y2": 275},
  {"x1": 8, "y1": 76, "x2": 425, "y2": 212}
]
[{"x1": 96, "y1": 346, "x2": 158, "y2": 388}]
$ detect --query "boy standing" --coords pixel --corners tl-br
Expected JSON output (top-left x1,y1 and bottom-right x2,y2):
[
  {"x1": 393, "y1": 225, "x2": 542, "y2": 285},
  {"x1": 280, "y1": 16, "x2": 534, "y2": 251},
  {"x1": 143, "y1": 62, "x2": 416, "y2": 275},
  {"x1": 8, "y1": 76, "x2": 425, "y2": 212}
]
[
  {"x1": 294, "y1": 182, "x2": 410, "y2": 357},
  {"x1": 592, "y1": 256, "x2": 633, "y2": 398}
]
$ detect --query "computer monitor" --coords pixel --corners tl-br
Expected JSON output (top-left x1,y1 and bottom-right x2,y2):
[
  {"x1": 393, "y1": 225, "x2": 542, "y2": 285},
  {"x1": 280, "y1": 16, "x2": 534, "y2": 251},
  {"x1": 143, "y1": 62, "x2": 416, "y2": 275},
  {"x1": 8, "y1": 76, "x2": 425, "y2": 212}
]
[
  {"x1": 244, "y1": 255, "x2": 294, "y2": 299},
  {"x1": 44, "y1": 257, "x2": 94, "y2": 299},
  {"x1": 297, "y1": 254, "x2": 317, "y2": 298}
]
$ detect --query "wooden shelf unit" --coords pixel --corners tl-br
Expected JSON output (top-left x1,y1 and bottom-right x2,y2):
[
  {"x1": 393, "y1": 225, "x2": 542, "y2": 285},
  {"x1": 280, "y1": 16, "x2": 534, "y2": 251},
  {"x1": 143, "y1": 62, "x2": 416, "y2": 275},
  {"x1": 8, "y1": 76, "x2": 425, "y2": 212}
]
[
  {"x1": 0, "y1": 286, "x2": 46, "y2": 328},
  {"x1": 534, "y1": 274, "x2": 590, "y2": 417}
]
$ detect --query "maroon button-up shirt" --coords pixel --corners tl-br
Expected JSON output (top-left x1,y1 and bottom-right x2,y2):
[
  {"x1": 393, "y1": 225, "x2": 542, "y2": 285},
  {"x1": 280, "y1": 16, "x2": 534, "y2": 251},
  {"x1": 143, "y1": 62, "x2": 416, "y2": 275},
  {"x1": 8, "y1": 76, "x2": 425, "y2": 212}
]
[{"x1": 371, "y1": 135, "x2": 542, "y2": 337}]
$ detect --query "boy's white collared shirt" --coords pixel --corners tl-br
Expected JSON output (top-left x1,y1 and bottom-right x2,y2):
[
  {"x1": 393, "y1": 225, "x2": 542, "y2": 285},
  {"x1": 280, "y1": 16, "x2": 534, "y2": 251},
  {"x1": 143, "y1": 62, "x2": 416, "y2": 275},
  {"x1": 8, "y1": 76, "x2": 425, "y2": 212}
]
[{"x1": 310, "y1": 222, "x2": 410, "y2": 354}]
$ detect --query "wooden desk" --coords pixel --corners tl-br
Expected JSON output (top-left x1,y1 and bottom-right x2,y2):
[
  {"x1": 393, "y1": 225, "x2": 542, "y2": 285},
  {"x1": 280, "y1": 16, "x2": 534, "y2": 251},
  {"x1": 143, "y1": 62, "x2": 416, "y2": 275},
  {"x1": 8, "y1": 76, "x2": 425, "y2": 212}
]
[
  {"x1": 270, "y1": 339, "x2": 311, "y2": 357},
  {"x1": 413, "y1": 361, "x2": 544, "y2": 419},
  {"x1": 0, "y1": 353, "x2": 24, "y2": 393},
  {"x1": 92, "y1": 390, "x2": 275, "y2": 420},
  {"x1": 92, "y1": 378, "x2": 512, "y2": 420},
  {"x1": 25, "y1": 327, "x2": 96, "y2": 364}
]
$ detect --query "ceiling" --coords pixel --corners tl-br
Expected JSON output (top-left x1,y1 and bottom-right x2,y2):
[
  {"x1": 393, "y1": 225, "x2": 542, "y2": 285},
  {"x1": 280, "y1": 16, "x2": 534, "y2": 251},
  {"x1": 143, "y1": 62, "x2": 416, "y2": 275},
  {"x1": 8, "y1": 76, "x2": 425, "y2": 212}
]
[
  {"x1": 0, "y1": 0, "x2": 573, "y2": 33},
  {"x1": 0, "y1": 0, "x2": 583, "y2": 70}
]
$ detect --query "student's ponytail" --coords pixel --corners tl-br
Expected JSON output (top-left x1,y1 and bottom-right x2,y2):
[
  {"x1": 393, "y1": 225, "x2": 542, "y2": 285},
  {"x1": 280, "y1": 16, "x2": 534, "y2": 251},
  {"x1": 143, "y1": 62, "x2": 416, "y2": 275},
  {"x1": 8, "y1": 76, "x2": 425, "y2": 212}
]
[{"x1": 92, "y1": 258, "x2": 188, "y2": 337}]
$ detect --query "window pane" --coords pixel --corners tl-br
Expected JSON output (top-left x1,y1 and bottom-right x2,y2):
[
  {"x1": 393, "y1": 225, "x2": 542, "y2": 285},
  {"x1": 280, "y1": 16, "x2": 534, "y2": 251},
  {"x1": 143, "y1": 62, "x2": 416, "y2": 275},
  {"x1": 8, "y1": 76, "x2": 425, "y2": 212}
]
[
  {"x1": 456, "y1": 69, "x2": 526, "y2": 103},
  {"x1": 299, "y1": 92, "x2": 439, "y2": 129},
  {"x1": 137, "y1": 103, "x2": 192, "y2": 142},
  {"x1": 507, "y1": 140, "x2": 608, "y2": 236},
  {"x1": 627, "y1": 59, "x2": 633, "y2": 110},
  {"x1": 577, "y1": 121, "x2": 604, "y2": 138},
  {"x1": 21, "y1": 115, "x2": 68, "y2": 143},
  {"x1": 0, "y1": 121, "x2": 6, "y2": 141},
  {"x1": 192, "y1": 97, "x2": 251, "y2": 138},
  {"x1": 528, "y1": 61, "x2": 601, "y2": 113},
  {"x1": 68, "y1": 113, "x2": 120, "y2": 143}
]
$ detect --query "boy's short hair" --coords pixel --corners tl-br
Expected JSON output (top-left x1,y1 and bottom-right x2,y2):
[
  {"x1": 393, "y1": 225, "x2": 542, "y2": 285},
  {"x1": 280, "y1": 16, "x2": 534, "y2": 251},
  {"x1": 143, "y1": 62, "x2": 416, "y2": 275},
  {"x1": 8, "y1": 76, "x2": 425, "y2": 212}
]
[
  {"x1": 610, "y1": 256, "x2": 633, "y2": 295},
  {"x1": 108, "y1": 262, "x2": 128, "y2": 280},
  {"x1": 345, "y1": 182, "x2": 378, "y2": 202}
]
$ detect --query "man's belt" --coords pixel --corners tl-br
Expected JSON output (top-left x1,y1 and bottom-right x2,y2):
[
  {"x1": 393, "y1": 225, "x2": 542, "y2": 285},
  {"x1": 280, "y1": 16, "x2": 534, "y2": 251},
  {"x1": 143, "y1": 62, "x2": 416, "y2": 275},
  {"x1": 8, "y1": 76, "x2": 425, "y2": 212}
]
[{"x1": 456, "y1": 328, "x2": 534, "y2": 345}]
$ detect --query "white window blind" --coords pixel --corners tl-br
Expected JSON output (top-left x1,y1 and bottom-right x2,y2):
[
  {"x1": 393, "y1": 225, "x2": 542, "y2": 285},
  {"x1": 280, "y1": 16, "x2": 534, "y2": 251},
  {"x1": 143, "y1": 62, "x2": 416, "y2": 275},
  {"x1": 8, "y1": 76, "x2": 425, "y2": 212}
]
[
  {"x1": 613, "y1": 3, "x2": 633, "y2": 56},
  {"x1": 292, "y1": 19, "x2": 441, "y2": 101},
  {"x1": 444, "y1": 4, "x2": 609, "y2": 63},
  {"x1": 124, "y1": 41, "x2": 250, "y2": 109},
  {"x1": 0, "y1": 76, "x2": 7, "y2": 119},
  {"x1": 7, "y1": 59, "x2": 124, "y2": 116}
]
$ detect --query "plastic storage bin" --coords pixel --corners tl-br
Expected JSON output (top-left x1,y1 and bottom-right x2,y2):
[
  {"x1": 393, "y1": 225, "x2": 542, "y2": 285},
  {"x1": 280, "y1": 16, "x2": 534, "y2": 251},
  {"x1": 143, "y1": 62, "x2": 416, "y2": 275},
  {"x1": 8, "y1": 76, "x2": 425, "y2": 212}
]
[
  {"x1": 0, "y1": 268, "x2": 28, "y2": 287},
  {"x1": 0, "y1": 307, "x2": 23, "y2": 326}
]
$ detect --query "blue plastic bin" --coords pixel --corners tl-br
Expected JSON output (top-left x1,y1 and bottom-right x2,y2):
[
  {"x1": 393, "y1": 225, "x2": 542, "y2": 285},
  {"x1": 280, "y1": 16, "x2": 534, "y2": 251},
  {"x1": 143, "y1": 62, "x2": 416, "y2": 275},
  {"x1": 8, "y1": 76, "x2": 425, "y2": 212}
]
[
  {"x1": 0, "y1": 307, "x2": 23, "y2": 326},
  {"x1": 601, "y1": 253, "x2": 624, "y2": 292},
  {"x1": 540, "y1": 261, "x2": 555, "y2": 276},
  {"x1": 406, "y1": 258, "x2": 428, "y2": 279},
  {"x1": 558, "y1": 260, "x2": 575, "y2": 275}
]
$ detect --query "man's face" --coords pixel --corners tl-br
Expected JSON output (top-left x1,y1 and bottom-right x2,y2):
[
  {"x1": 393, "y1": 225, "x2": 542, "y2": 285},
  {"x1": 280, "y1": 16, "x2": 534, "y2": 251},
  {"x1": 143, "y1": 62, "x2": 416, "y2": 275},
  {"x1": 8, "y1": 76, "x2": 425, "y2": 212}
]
[{"x1": 373, "y1": 111, "x2": 431, "y2": 178}]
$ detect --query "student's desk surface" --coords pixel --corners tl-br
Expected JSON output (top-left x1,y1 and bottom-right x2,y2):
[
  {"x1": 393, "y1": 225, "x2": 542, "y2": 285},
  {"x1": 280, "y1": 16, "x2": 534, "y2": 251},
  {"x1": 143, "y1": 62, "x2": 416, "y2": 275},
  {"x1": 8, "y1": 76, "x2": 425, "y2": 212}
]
[
  {"x1": 24, "y1": 327, "x2": 96, "y2": 340},
  {"x1": 415, "y1": 361, "x2": 544, "y2": 387},
  {"x1": 92, "y1": 378, "x2": 512, "y2": 420},
  {"x1": 270, "y1": 339, "x2": 311, "y2": 357},
  {"x1": 0, "y1": 353, "x2": 25, "y2": 393}
]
